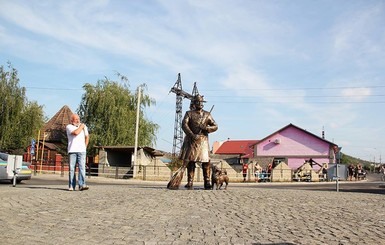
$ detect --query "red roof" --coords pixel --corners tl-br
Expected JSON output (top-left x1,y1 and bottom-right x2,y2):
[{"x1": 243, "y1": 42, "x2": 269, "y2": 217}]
[{"x1": 214, "y1": 140, "x2": 259, "y2": 156}]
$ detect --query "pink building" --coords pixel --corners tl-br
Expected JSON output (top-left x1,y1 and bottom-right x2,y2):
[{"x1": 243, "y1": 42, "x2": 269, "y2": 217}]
[{"x1": 251, "y1": 124, "x2": 338, "y2": 170}]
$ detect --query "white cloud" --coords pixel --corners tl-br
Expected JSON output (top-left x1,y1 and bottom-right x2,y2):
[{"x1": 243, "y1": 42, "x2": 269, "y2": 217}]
[
  {"x1": 331, "y1": 2, "x2": 385, "y2": 66},
  {"x1": 341, "y1": 87, "x2": 371, "y2": 101}
]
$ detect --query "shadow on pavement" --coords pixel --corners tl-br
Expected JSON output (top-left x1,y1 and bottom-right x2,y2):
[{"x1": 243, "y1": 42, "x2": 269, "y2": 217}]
[
  {"x1": 25, "y1": 186, "x2": 68, "y2": 191},
  {"x1": 252, "y1": 243, "x2": 297, "y2": 245}
]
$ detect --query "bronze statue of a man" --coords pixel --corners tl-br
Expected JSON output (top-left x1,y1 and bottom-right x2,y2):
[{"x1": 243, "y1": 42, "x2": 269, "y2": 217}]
[{"x1": 179, "y1": 94, "x2": 218, "y2": 189}]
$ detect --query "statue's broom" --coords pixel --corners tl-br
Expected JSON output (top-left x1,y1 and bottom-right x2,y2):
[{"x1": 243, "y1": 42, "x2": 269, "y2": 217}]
[{"x1": 166, "y1": 161, "x2": 187, "y2": 190}]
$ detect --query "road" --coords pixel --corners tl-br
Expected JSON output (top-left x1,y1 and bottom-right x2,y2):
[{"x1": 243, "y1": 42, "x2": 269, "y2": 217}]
[{"x1": 4, "y1": 172, "x2": 384, "y2": 194}]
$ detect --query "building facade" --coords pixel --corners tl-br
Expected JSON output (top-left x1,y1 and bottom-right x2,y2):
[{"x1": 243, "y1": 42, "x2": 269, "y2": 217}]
[{"x1": 251, "y1": 123, "x2": 338, "y2": 170}]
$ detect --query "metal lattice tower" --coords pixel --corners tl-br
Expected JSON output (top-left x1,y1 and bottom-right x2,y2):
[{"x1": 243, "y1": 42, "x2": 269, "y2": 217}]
[
  {"x1": 191, "y1": 82, "x2": 199, "y2": 97},
  {"x1": 170, "y1": 74, "x2": 199, "y2": 156}
]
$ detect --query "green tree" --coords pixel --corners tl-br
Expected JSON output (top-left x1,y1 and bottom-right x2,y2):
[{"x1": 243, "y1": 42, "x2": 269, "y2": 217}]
[
  {"x1": 0, "y1": 62, "x2": 45, "y2": 152},
  {"x1": 77, "y1": 74, "x2": 159, "y2": 155},
  {"x1": 167, "y1": 155, "x2": 183, "y2": 171}
]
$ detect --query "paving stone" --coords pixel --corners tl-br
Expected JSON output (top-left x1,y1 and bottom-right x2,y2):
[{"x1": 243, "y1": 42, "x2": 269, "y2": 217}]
[{"x1": 1, "y1": 175, "x2": 385, "y2": 245}]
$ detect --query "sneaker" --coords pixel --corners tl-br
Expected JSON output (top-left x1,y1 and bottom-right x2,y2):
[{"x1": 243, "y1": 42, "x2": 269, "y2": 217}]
[
  {"x1": 79, "y1": 186, "x2": 89, "y2": 191},
  {"x1": 68, "y1": 188, "x2": 74, "y2": 191}
]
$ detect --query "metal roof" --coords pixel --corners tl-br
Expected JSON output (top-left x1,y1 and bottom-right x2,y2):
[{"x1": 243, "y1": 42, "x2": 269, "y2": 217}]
[{"x1": 214, "y1": 140, "x2": 259, "y2": 156}]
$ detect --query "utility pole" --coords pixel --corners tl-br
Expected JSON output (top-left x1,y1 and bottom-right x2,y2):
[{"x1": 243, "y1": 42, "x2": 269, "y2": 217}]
[
  {"x1": 335, "y1": 146, "x2": 342, "y2": 192},
  {"x1": 133, "y1": 85, "x2": 141, "y2": 178}
]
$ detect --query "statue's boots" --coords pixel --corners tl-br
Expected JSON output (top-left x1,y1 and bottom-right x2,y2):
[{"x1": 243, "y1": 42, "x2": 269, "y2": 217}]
[
  {"x1": 184, "y1": 162, "x2": 195, "y2": 189},
  {"x1": 202, "y1": 162, "x2": 212, "y2": 190}
]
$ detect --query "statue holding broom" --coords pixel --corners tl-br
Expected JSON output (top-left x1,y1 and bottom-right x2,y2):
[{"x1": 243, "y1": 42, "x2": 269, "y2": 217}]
[{"x1": 167, "y1": 94, "x2": 218, "y2": 190}]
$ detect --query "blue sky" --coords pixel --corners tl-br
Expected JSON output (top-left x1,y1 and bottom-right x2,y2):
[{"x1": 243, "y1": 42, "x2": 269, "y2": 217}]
[{"x1": 1, "y1": 0, "x2": 385, "y2": 162}]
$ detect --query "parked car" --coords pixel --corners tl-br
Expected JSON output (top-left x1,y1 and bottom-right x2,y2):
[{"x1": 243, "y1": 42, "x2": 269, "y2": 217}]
[{"x1": 0, "y1": 152, "x2": 32, "y2": 183}]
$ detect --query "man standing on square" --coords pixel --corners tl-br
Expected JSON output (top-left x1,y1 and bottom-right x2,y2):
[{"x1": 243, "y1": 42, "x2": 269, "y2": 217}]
[{"x1": 66, "y1": 114, "x2": 89, "y2": 191}]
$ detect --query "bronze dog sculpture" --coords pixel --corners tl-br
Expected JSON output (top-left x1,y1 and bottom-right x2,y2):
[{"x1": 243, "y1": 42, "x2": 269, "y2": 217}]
[{"x1": 211, "y1": 165, "x2": 229, "y2": 190}]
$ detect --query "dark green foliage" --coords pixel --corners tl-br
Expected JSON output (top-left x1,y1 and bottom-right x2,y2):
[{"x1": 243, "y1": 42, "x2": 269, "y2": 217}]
[
  {"x1": 341, "y1": 153, "x2": 376, "y2": 171},
  {"x1": 77, "y1": 74, "x2": 159, "y2": 155},
  {"x1": 167, "y1": 155, "x2": 183, "y2": 171},
  {"x1": 0, "y1": 62, "x2": 45, "y2": 153},
  {"x1": 341, "y1": 153, "x2": 365, "y2": 165}
]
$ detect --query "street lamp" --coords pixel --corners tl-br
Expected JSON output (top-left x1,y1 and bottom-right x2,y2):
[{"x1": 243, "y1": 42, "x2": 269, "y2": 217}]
[{"x1": 373, "y1": 148, "x2": 382, "y2": 172}]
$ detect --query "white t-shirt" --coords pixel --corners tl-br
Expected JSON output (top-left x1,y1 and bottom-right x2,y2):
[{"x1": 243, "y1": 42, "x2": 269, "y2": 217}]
[{"x1": 66, "y1": 124, "x2": 89, "y2": 153}]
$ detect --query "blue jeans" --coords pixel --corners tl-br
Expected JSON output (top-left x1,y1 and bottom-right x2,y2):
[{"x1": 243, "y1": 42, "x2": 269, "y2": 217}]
[{"x1": 69, "y1": 152, "x2": 86, "y2": 189}]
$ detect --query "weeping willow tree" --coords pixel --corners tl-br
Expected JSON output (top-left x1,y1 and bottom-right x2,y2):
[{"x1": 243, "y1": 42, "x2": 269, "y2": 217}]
[
  {"x1": 0, "y1": 62, "x2": 45, "y2": 153},
  {"x1": 77, "y1": 74, "x2": 159, "y2": 155}
]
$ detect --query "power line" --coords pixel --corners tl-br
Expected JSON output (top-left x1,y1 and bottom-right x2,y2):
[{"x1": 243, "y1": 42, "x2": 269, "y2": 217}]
[
  {"x1": 24, "y1": 86, "x2": 139, "y2": 93},
  {"x1": 24, "y1": 84, "x2": 385, "y2": 92},
  {"x1": 203, "y1": 85, "x2": 385, "y2": 91},
  {"x1": 25, "y1": 87, "x2": 82, "y2": 91},
  {"x1": 209, "y1": 94, "x2": 385, "y2": 98},
  {"x1": 210, "y1": 100, "x2": 385, "y2": 104}
]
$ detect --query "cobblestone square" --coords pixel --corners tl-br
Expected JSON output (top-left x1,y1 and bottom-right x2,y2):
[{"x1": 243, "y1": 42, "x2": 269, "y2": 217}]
[{"x1": 1, "y1": 175, "x2": 384, "y2": 245}]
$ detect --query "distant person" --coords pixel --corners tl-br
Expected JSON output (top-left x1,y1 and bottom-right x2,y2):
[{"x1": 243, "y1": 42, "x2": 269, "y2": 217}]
[
  {"x1": 267, "y1": 162, "x2": 273, "y2": 178},
  {"x1": 66, "y1": 114, "x2": 89, "y2": 191},
  {"x1": 322, "y1": 163, "x2": 328, "y2": 181},
  {"x1": 254, "y1": 163, "x2": 262, "y2": 182},
  {"x1": 381, "y1": 165, "x2": 385, "y2": 181},
  {"x1": 348, "y1": 164, "x2": 354, "y2": 181},
  {"x1": 242, "y1": 162, "x2": 248, "y2": 182},
  {"x1": 355, "y1": 164, "x2": 363, "y2": 181}
]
